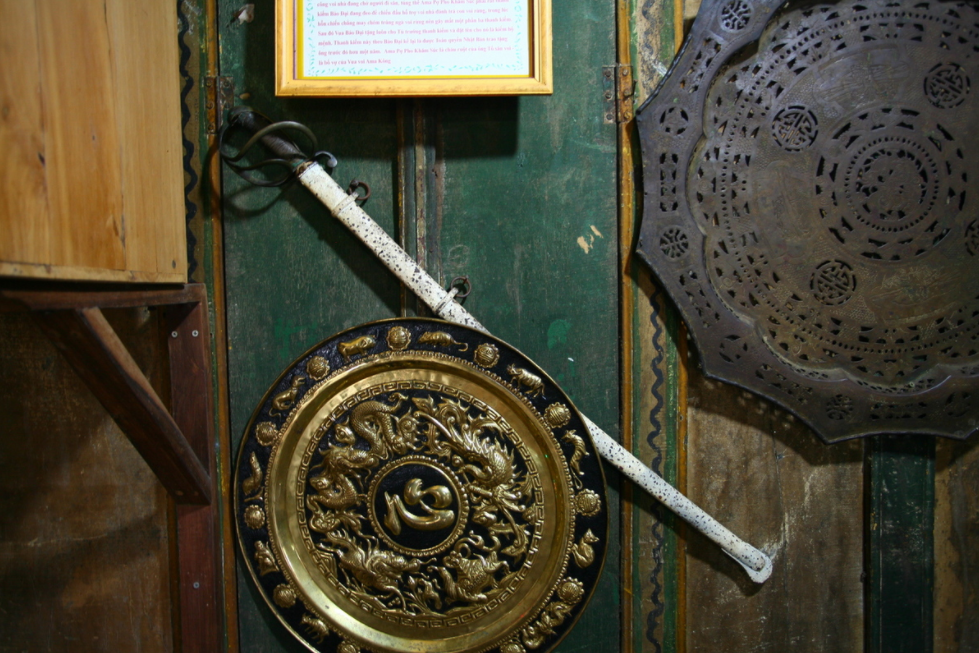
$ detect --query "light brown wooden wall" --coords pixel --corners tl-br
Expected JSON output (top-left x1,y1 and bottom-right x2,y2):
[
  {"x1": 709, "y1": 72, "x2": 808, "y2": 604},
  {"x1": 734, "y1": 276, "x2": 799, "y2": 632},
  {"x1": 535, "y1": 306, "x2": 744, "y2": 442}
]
[
  {"x1": 626, "y1": 0, "x2": 979, "y2": 650},
  {"x1": 0, "y1": 0, "x2": 186, "y2": 283},
  {"x1": 935, "y1": 437, "x2": 979, "y2": 652},
  {"x1": 0, "y1": 309, "x2": 174, "y2": 652},
  {"x1": 683, "y1": 366, "x2": 866, "y2": 651}
]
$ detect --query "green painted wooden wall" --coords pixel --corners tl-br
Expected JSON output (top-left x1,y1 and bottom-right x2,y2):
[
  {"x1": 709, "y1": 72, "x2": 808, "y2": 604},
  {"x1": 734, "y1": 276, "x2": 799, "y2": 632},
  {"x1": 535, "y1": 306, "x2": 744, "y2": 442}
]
[
  {"x1": 217, "y1": 1, "x2": 620, "y2": 651},
  {"x1": 209, "y1": 1, "x2": 979, "y2": 652}
]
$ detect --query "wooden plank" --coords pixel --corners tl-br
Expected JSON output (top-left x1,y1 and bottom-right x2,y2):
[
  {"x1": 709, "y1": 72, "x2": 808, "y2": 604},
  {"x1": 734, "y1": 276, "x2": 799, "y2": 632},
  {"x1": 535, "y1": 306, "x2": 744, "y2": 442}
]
[
  {"x1": 1, "y1": 282, "x2": 204, "y2": 312},
  {"x1": 396, "y1": 98, "x2": 423, "y2": 316},
  {"x1": 1, "y1": 0, "x2": 187, "y2": 283},
  {"x1": 167, "y1": 300, "x2": 226, "y2": 653},
  {"x1": 35, "y1": 306, "x2": 211, "y2": 504},
  {"x1": 628, "y1": 0, "x2": 684, "y2": 650},
  {"x1": 0, "y1": 309, "x2": 173, "y2": 652},
  {"x1": 618, "y1": 0, "x2": 639, "y2": 645},
  {"x1": 196, "y1": 0, "x2": 243, "y2": 645},
  {"x1": 934, "y1": 436, "x2": 979, "y2": 653},
  {"x1": 435, "y1": 6, "x2": 620, "y2": 650},
  {"x1": 217, "y1": 3, "x2": 403, "y2": 650},
  {"x1": 0, "y1": 1, "x2": 50, "y2": 265},
  {"x1": 683, "y1": 364, "x2": 865, "y2": 652},
  {"x1": 0, "y1": 261, "x2": 187, "y2": 284},
  {"x1": 631, "y1": 0, "x2": 681, "y2": 106},
  {"x1": 13, "y1": 286, "x2": 228, "y2": 650},
  {"x1": 632, "y1": 278, "x2": 684, "y2": 653},
  {"x1": 868, "y1": 436, "x2": 935, "y2": 653},
  {"x1": 179, "y1": 0, "x2": 207, "y2": 286},
  {"x1": 105, "y1": 0, "x2": 187, "y2": 279},
  {"x1": 35, "y1": 0, "x2": 125, "y2": 271}
]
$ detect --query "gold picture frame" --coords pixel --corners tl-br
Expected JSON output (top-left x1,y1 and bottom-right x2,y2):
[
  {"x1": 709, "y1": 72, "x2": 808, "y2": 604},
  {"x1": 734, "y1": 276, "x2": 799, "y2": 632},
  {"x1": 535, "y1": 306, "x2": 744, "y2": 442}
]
[{"x1": 276, "y1": 0, "x2": 552, "y2": 97}]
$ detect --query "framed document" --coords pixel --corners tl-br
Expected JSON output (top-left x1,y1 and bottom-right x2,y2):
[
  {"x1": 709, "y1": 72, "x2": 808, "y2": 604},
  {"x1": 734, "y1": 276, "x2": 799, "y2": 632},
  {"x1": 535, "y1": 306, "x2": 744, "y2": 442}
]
[{"x1": 276, "y1": 0, "x2": 552, "y2": 96}]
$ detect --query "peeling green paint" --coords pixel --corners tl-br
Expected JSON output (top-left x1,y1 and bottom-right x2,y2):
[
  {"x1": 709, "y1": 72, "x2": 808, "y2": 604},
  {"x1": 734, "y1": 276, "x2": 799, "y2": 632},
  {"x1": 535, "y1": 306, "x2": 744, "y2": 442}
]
[{"x1": 547, "y1": 319, "x2": 572, "y2": 349}]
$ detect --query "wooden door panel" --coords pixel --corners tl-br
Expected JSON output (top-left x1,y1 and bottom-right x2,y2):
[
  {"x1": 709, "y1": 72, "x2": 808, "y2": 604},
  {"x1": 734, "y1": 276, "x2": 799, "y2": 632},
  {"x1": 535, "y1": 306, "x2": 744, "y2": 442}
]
[
  {"x1": 436, "y1": 7, "x2": 620, "y2": 644},
  {"x1": 218, "y1": 1, "x2": 979, "y2": 651},
  {"x1": 218, "y1": 0, "x2": 620, "y2": 651},
  {"x1": 684, "y1": 370, "x2": 865, "y2": 651},
  {"x1": 935, "y1": 436, "x2": 979, "y2": 652}
]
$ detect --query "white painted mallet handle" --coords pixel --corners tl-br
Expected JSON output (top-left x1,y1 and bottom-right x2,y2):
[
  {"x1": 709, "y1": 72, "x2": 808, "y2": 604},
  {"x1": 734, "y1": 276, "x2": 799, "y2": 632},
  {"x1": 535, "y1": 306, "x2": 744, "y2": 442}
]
[{"x1": 296, "y1": 162, "x2": 772, "y2": 583}]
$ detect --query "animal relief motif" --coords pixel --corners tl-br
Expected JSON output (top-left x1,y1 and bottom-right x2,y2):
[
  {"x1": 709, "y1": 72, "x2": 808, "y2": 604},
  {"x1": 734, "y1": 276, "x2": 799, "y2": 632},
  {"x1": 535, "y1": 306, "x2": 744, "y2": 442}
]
[
  {"x1": 418, "y1": 331, "x2": 469, "y2": 351},
  {"x1": 337, "y1": 335, "x2": 376, "y2": 362},
  {"x1": 571, "y1": 530, "x2": 599, "y2": 568},
  {"x1": 508, "y1": 365, "x2": 544, "y2": 397},
  {"x1": 270, "y1": 375, "x2": 306, "y2": 416}
]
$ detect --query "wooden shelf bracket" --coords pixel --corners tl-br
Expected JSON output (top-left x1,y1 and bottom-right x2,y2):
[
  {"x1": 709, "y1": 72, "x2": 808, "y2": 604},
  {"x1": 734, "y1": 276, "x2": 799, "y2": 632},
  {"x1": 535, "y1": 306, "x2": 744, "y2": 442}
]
[{"x1": 0, "y1": 282, "x2": 226, "y2": 653}]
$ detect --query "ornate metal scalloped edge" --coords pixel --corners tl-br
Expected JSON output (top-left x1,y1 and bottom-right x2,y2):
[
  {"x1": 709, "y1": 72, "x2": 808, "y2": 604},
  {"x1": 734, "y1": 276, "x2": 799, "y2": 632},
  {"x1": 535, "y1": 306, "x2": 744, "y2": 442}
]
[
  {"x1": 234, "y1": 318, "x2": 609, "y2": 653},
  {"x1": 634, "y1": 0, "x2": 979, "y2": 441}
]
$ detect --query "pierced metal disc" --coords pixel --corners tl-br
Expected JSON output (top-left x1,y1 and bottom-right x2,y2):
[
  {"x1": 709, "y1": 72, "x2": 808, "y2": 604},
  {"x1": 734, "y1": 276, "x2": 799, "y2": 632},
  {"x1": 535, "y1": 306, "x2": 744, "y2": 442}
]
[
  {"x1": 235, "y1": 319, "x2": 607, "y2": 653},
  {"x1": 637, "y1": 0, "x2": 979, "y2": 441}
]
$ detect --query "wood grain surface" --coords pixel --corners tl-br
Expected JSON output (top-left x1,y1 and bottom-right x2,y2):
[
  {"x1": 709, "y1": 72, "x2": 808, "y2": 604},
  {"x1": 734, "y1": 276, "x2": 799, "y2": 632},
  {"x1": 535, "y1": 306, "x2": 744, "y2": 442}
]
[
  {"x1": 684, "y1": 361, "x2": 866, "y2": 652},
  {"x1": 0, "y1": 309, "x2": 173, "y2": 652},
  {"x1": 167, "y1": 300, "x2": 226, "y2": 653},
  {"x1": 868, "y1": 436, "x2": 935, "y2": 653},
  {"x1": 35, "y1": 307, "x2": 211, "y2": 505},
  {"x1": 105, "y1": 0, "x2": 187, "y2": 278},
  {"x1": 0, "y1": 0, "x2": 185, "y2": 283},
  {"x1": 630, "y1": 277, "x2": 684, "y2": 653},
  {"x1": 0, "y1": 1, "x2": 49, "y2": 265},
  {"x1": 935, "y1": 436, "x2": 979, "y2": 653},
  {"x1": 35, "y1": 0, "x2": 125, "y2": 272}
]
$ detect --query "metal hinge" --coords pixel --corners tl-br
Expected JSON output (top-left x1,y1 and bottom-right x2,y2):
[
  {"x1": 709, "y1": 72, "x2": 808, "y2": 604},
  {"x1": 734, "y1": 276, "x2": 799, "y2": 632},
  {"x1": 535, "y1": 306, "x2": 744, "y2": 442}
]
[
  {"x1": 205, "y1": 76, "x2": 235, "y2": 134},
  {"x1": 603, "y1": 64, "x2": 635, "y2": 124}
]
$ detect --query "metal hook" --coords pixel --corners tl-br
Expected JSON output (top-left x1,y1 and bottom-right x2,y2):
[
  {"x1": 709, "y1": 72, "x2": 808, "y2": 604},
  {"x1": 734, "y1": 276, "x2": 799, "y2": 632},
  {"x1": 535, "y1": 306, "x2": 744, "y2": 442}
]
[
  {"x1": 347, "y1": 180, "x2": 371, "y2": 203},
  {"x1": 448, "y1": 276, "x2": 472, "y2": 300}
]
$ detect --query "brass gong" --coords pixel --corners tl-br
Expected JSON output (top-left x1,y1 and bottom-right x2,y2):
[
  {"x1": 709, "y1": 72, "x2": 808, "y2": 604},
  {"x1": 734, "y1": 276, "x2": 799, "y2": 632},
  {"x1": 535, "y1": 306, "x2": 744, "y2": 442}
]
[{"x1": 235, "y1": 318, "x2": 607, "y2": 653}]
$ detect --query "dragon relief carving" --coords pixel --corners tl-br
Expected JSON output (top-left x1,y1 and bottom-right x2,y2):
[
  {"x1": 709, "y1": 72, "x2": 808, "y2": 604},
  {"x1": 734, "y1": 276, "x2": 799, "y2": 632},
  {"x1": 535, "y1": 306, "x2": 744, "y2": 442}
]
[{"x1": 302, "y1": 389, "x2": 540, "y2": 620}]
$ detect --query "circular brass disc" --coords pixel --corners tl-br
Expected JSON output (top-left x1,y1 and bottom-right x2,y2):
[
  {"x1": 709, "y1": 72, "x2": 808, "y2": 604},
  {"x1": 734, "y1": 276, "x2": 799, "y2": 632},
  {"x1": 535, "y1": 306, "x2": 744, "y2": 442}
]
[{"x1": 235, "y1": 319, "x2": 607, "y2": 653}]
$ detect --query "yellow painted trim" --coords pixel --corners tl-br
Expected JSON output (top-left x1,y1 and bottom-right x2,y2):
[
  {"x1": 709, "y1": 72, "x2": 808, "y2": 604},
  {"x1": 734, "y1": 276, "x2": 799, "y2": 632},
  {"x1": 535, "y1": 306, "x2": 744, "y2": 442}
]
[{"x1": 277, "y1": 0, "x2": 551, "y2": 96}]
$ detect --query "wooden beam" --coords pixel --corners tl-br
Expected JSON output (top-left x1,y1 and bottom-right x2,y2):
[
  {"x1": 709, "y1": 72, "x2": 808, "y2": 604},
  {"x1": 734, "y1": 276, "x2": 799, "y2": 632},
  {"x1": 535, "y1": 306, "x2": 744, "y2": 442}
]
[
  {"x1": 1, "y1": 282, "x2": 202, "y2": 312},
  {"x1": 34, "y1": 305, "x2": 212, "y2": 504},
  {"x1": 167, "y1": 300, "x2": 226, "y2": 653},
  {"x1": 867, "y1": 435, "x2": 935, "y2": 653}
]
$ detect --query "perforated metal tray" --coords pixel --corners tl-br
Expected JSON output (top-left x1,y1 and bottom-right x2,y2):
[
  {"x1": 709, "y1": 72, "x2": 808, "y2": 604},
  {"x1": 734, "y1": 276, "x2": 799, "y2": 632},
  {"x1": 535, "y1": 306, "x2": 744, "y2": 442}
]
[{"x1": 637, "y1": 0, "x2": 979, "y2": 441}]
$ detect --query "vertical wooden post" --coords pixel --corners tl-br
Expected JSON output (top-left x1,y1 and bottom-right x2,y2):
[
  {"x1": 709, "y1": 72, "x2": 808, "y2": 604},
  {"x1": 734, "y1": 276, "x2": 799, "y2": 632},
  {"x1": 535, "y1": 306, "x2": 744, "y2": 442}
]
[
  {"x1": 167, "y1": 293, "x2": 226, "y2": 653},
  {"x1": 868, "y1": 434, "x2": 935, "y2": 653}
]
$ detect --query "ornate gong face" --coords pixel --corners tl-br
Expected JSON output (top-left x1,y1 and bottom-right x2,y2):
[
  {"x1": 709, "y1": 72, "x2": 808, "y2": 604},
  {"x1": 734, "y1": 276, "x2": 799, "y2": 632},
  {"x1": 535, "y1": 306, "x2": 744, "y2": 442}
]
[
  {"x1": 235, "y1": 319, "x2": 607, "y2": 653},
  {"x1": 637, "y1": 0, "x2": 979, "y2": 441}
]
